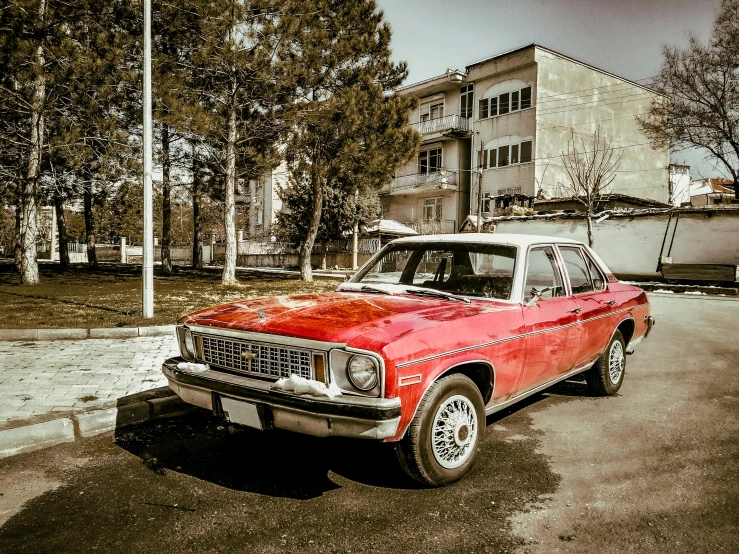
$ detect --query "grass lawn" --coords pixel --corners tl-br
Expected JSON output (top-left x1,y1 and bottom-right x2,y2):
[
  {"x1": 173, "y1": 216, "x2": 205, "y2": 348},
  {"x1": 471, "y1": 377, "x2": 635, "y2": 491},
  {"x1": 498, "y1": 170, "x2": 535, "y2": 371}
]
[{"x1": 0, "y1": 262, "x2": 339, "y2": 329}]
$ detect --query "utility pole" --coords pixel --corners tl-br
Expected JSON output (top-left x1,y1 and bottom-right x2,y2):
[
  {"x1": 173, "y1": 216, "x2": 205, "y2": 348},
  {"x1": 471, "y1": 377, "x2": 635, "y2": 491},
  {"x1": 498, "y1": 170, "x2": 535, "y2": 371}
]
[{"x1": 142, "y1": 0, "x2": 154, "y2": 317}]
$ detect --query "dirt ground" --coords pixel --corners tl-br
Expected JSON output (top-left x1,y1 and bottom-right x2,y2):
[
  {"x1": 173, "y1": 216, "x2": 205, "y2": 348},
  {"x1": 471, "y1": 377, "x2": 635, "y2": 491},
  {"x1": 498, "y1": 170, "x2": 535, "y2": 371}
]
[{"x1": 0, "y1": 293, "x2": 737, "y2": 553}]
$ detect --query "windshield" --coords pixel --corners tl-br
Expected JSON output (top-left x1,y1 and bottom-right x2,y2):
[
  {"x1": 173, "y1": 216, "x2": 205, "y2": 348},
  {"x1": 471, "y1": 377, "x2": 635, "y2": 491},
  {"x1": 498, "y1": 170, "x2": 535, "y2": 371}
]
[{"x1": 353, "y1": 242, "x2": 517, "y2": 300}]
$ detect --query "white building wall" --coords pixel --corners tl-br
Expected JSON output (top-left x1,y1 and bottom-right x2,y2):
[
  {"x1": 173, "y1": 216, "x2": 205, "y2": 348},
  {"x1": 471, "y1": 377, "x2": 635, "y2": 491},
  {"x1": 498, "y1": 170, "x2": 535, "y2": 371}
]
[{"x1": 534, "y1": 49, "x2": 669, "y2": 203}]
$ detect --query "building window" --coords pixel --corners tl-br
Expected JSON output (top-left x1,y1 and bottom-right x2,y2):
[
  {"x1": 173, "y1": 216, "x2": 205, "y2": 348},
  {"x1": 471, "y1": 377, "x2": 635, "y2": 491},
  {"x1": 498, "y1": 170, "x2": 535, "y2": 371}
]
[
  {"x1": 419, "y1": 148, "x2": 442, "y2": 174},
  {"x1": 499, "y1": 92, "x2": 510, "y2": 115},
  {"x1": 477, "y1": 86, "x2": 532, "y2": 120},
  {"x1": 460, "y1": 84, "x2": 473, "y2": 119},
  {"x1": 488, "y1": 148, "x2": 497, "y2": 168},
  {"x1": 420, "y1": 100, "x2": 444, "y2": 122},
  {"x1": 498, "y1": 145, "x2": 510, "y2": 167},
  {"x1": 520, "y1": 140, "x2": 532, "y2": 163},
  {"x1": 520, "y1": 86, "x2": 532, "y2": 109},
  {"x1": 511, "y1": 144, "x2": 519, "y2": 164},
  {"x1": 423, "y1": 197, "x2": 443, "y2": 222}
]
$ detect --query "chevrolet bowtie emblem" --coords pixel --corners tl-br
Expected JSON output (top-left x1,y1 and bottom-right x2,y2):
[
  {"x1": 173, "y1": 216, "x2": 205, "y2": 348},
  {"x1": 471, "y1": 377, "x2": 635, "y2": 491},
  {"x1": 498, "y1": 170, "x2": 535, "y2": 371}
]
[
  {"x1": 257, "y1": 309, "x2": 266, "y2": 321},
  {"x1": 241, "y1": 351, "x2": 258, "y2": 360}
]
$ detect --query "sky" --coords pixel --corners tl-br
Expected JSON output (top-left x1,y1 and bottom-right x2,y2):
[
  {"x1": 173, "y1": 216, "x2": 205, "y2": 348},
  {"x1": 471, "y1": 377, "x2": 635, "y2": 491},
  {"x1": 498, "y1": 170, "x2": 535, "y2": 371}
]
[{"x1": 376, "y1": 0, "x2": 724, "y2": 179}]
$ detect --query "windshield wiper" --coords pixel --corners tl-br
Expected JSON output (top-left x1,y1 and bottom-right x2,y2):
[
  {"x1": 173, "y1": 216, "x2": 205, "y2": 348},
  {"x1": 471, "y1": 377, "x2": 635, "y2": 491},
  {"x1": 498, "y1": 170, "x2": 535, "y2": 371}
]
[
  {"x1": 404, "y1": 287, "x2": 471, "y2": 303},
  {"x1": 358, "y1": 285, "x2": 394, "y2": 295}
]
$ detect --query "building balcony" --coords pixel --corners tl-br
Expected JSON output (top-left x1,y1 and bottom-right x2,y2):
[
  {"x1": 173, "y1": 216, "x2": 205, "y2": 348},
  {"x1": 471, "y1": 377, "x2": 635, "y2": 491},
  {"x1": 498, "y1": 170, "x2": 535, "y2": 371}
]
[
  {"x1": 381, "y1": 171, "x2": 459, "y2": 196},
  {"x1": 411, "y1": 115, "x2": 471, "y2": 140},
  {"x1": 408, "y1": 219, "x2": 458, "y2": 235}
]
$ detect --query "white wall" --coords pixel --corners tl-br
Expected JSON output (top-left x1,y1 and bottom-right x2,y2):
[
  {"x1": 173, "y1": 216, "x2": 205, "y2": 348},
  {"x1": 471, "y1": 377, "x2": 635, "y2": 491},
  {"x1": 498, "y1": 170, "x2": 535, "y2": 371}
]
[{"x1": 495, "y1": 211, "x2": 739, "y2": 278}]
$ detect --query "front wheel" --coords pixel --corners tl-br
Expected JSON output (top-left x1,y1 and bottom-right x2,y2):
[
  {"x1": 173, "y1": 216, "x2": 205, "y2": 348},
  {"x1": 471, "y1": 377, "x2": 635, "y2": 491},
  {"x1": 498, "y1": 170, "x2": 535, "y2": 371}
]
[
  {"x1": 585, "y1": 329, "x2": 626, "y2": 396},
  {"x1": 395, "y1": 373, "x2": 485, "y2": 486}
]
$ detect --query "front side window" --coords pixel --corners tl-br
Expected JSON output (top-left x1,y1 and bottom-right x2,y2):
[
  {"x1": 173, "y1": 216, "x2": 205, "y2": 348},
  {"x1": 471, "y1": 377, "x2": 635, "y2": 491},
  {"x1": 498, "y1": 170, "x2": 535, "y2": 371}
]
[
  {"x1": 559, "y1": 247, "x2": 595, "y2": 294},
  {"x1": 524, "y1": 247, "x2": 565, "y2": 300},
  {"x1": 355, "y1": 242, "x2": 518, "y2": 300}
]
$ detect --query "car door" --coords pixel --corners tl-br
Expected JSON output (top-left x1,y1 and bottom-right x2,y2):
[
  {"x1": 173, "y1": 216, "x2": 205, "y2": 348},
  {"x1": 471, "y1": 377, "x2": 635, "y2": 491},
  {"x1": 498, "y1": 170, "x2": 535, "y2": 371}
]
[
  {"x1": 557, "y1": 245, "x2": 613, "y2": 367},
  {"x1": 518, "y1": 245, "x2": 582, "y2": 393}
]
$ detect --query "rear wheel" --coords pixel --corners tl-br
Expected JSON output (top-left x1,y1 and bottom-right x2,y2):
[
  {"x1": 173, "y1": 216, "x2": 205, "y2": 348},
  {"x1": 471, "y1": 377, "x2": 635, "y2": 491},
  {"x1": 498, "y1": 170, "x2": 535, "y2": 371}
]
[
  {"x1": 395, "y1": 373, "x2": 485, "y2": 486},
  {"x1": 585, "y1": 329, "x2": 626, "y2": 396}
]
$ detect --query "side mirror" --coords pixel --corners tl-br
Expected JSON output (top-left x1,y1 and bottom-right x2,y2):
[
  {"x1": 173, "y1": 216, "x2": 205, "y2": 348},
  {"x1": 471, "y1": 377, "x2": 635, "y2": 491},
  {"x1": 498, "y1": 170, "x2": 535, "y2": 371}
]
[
  {"x1": 345, "y1": 273, "x2": 352, "y2": 282},
  {"x1": 525, "y1": 286, "x2": 551, "y2": 307}
]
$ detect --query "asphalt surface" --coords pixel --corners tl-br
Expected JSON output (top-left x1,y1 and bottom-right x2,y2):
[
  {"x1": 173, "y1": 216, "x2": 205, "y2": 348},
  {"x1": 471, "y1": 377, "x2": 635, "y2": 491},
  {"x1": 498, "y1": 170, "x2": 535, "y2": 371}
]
[{"x1": 0, "y1": 293, "x2": 737, "y2": 554}]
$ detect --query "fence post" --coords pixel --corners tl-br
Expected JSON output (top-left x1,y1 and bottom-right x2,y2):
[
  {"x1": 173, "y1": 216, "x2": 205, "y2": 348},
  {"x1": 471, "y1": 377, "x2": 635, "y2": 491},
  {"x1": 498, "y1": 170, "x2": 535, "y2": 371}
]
[{"x1": 120, "y1": 237, "x2": 127, "y2": 264}]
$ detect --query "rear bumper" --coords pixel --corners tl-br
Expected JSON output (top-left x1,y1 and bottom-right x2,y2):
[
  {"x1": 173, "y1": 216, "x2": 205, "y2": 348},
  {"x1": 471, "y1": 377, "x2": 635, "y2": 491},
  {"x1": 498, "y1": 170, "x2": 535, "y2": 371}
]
[
  {"x1": 626, "y1": 316, "x2": 655, "y2": 354},
  {"x1": 162, "y1": 358, "x2": 401, "y2": 440}
]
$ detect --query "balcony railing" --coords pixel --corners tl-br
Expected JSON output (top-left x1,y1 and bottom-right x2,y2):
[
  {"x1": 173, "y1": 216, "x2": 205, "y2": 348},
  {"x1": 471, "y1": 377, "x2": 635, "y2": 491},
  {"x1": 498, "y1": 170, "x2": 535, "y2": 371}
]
[
  {"x1": 384, "y1": 171, "x2": 458, "y2": 195},
  {"x1": 408, "y1": 219, "x2": 458, "y2": 235},
  {"x1": 412, "y1": 114, "x2": 470, "y2": 136}
]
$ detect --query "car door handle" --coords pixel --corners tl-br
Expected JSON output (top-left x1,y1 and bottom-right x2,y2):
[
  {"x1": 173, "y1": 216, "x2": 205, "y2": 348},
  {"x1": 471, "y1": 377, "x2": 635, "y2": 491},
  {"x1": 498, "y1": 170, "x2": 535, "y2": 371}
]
[{"x1": 567, "y1": 307, "x2": 582, "y2": 314}]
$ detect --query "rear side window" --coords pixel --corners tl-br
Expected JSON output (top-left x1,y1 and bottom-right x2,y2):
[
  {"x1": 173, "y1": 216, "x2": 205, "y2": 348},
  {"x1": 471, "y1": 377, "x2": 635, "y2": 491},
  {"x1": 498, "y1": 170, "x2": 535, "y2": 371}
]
[
  {"x1": 524, "y1": 247, "x2": 565, "y2": 300},
  {"x1": 559, "y1": 246, "x2": 601, "y2": 294}
]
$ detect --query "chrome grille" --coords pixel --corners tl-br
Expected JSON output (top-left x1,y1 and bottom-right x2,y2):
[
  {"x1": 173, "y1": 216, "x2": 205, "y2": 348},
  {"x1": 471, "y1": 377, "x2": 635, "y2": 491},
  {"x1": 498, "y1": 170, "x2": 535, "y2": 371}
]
[{"x1": 199, "y1": 335, "x2": 312, "y2": 380}]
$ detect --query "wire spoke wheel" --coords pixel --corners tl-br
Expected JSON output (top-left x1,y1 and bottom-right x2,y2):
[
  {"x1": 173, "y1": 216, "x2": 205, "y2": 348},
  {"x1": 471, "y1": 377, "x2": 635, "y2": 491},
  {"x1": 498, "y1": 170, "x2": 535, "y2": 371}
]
[
  {"x1": 431, "y1": 394, "x2": 478, "y2": 469},
  {"x1": 608, "y1": 340, "x2": 625, "y2": 385}
]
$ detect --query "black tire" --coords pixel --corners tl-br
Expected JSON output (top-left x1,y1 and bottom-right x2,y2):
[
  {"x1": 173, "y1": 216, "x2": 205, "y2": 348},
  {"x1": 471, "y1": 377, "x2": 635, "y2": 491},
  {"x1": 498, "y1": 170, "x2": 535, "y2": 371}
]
[
  {"x1": 395, "y1": 373, "x2": 485, "y2": 486},
  {"x1": 585, "y1": 329, "x2": 626, "y2": 396}
]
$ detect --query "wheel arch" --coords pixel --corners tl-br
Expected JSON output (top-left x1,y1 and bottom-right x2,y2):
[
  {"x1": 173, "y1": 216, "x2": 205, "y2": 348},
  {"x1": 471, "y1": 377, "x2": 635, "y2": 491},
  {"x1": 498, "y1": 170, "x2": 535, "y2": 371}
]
[
  {"x1": 435, "y1": 359, "x2": 495, "y2": 405},
  {"x1": 616, "y1": 317, "x2": 635, "y2": 346}
]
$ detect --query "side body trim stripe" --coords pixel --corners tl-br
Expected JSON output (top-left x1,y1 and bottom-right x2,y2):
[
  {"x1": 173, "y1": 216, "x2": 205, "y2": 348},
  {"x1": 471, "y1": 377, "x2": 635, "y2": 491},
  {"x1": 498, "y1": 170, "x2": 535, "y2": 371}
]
[{"x1": 395, "y1": 303, "x2": 647, "y2": 368}]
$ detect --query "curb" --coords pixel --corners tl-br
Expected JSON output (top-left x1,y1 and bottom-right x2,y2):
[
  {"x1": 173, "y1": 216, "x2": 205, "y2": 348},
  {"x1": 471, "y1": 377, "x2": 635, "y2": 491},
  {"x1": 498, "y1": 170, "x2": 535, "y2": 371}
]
[
  {"x1": 638, "y1": 283, "x2": 738, "y2": 296},
  {"x1": 0, "y1": 325, "x2": 175, "y2": 342},
  {"x1": 0, "y1": 387, "x2": 196, "y2": 459}
]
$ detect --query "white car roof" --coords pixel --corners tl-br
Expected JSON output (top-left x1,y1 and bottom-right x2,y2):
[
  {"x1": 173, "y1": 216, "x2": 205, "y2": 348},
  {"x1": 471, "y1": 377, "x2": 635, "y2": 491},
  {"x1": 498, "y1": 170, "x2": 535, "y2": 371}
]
[{"x1": 390, "y1": 233, "x2": 583, "y2": 248}]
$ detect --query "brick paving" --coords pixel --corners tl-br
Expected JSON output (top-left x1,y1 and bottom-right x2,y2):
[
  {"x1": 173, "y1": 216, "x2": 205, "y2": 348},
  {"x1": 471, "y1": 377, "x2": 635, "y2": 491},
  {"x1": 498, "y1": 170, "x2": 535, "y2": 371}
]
[{"x1": 0, "y1": 336, "x2": 178, "y2": 428}]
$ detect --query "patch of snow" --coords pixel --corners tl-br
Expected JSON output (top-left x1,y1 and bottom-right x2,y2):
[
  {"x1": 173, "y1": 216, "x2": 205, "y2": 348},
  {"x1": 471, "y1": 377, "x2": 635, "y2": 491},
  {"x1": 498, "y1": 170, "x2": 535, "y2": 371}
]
[
  {"x1": 683, "y1": 291, "x2": 706, "y2": 295},
  {"x1": 651, "y1": 289, "x2": 675, "y2": 294},
  {"x1": 272, "y1": 374, "x2": 342, "y2": 398},
  {"x1": 177, "y1": 362, "x2": 210, "y2": 372}
]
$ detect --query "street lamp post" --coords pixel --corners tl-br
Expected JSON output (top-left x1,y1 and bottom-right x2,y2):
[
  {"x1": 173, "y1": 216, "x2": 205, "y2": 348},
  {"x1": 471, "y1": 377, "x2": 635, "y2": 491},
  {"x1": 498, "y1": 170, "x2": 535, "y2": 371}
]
[{"x1": 142, "y1": 0, "x2": 154, "y2": 317}]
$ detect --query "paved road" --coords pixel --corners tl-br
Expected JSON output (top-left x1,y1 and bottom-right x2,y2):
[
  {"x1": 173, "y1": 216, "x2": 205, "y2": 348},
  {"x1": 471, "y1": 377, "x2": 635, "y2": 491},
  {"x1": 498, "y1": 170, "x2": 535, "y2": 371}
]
[{"x1": 0, "y1": 293, "x2": 737, "y2": 553}]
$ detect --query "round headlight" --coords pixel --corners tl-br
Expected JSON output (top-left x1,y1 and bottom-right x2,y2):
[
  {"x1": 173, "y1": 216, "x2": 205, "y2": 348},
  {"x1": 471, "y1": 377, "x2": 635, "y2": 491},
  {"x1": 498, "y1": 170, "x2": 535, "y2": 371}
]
[
  {"x1": 183, "y1": 328, "x2": 196, "y2": 359},
  {"x1": 347, "y1": 355, "x2": 378, "y2": 391}
]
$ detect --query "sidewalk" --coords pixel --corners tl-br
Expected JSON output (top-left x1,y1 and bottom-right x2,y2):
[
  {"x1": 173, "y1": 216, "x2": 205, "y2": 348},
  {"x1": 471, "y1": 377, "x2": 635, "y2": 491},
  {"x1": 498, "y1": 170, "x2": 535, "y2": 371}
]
[{"x1": 0, "y1": 335, "x2": 187, "y2": 458}]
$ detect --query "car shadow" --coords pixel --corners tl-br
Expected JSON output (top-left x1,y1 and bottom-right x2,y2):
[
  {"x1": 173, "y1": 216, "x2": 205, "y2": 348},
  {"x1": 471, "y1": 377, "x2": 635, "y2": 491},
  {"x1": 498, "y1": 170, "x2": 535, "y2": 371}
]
[
  {"x1": 113, "y1": 377, "x2": 592, "y2": 501},
  {"x1": 113, "y1": 410, "x2": 417, "y2": 501}
]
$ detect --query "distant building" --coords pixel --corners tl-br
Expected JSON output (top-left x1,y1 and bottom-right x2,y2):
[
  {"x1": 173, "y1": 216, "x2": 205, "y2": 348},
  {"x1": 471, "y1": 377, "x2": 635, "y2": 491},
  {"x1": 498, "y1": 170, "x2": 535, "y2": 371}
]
[
  {"x1": 238, "y1": 161, "x2": 288, "y2": 238},
  {"x1": 669, "y1": 164, "x2": 691, "y2": 206},
  {"x1": 381, "y1": 44, "x2": 669, "y2": 233},
  {"x1": 690, "y1": 178, "x2": 736, "y2": 206}
]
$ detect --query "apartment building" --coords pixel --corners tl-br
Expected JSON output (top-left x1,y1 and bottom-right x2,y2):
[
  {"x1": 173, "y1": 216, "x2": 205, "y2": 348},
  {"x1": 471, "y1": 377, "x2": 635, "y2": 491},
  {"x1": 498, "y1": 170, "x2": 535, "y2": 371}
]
[
  {"x1": 238, "y1": 161, "x2": 288, "y2": 238},
  {"x1": 382, "y1": 44, "x2": 669, "y2": 230}
]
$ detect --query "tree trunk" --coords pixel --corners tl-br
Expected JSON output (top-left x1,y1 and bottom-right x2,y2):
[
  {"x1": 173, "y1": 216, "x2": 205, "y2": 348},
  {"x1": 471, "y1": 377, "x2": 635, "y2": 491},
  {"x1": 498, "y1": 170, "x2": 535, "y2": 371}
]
[
  {"x1": 18, "y1": 0, "x2": 47, "y2": 285},
  {"x1": 14, "y1": 202, "x2": 21, "y2": 268},
  {"x1": 222, "y1": 106, "x2": 238, "y2": 285},
  {"x1": 298, "y1": 166, "x2": 323, "y2": 282},
  {"x1": 191, "y1": 144, "x2": 203, "y2": 269},
  {"x1": 320, "y1": 241, "x2": 327, "y2": 270},
  {"x1": 586, "y1": 212, "x2": 595, "y2": 248},
  {"x1": 54, "y1": 195, "x2": 70, "y2": 268},
  {"x1": 161, "y1": 122, "x2": 172, "y2": 275},
  {"x1": 351, "y1": 188, "x2": 359, "y2": 270},
  {"x1": 84, "y1": 187, "x2": 98, "y2": 268}
]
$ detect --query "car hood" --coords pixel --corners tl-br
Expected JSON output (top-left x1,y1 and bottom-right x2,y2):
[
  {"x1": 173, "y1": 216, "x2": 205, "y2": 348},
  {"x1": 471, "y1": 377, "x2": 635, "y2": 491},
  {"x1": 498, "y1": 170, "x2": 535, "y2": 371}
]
[{"x1": 178, "y1": 291, "x2": 515, "y2": 350}]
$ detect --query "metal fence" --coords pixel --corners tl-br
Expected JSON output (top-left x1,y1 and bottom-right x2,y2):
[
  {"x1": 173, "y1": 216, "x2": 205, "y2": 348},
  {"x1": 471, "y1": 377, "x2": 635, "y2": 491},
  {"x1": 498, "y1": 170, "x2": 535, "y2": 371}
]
[{"x1": 237, "y1": 238, "x2": 380, "y2": 255}]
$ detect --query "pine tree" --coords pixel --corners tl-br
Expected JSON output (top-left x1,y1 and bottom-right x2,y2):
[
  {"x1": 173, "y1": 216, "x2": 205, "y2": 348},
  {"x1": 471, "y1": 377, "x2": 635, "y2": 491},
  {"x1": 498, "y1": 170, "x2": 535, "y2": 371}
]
[{"x1": 281, "y1": 0, "x2": 419, "y2": 281}]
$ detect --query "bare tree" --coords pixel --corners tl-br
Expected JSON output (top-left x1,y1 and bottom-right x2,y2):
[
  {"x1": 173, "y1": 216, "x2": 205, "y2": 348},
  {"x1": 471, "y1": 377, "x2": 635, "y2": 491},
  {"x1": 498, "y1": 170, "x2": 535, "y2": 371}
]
[
  {"x1": 639, "y1": 0, "x2": 739, "y2": 193},
  {"x1": 560, "y1": 127, "x2": 623, "y2": 248}
]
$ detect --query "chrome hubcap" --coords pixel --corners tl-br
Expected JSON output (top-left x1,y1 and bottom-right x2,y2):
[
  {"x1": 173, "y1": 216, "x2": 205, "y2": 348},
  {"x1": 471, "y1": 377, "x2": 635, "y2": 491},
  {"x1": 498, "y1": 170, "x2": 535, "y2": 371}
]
[
  {"x1": 609, "y1": 341, "x2": 625, "y2": 385},
  {"x1": 431, "y1": 395, "x2": 477, "y2": 469}
]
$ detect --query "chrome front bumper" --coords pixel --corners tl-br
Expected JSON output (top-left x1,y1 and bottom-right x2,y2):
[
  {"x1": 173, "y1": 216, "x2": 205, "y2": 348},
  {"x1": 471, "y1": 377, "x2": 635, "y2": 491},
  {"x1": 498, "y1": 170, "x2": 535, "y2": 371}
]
[{"x1": 162, "y1": 358, "x2": 401, "y2": 440}]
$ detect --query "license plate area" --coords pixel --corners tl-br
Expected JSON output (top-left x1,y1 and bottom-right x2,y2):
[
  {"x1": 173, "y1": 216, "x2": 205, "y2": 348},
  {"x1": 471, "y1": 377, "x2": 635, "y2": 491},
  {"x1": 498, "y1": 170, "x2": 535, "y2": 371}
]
[{"x1": 213, "y1": 394, "x2": 271, "y2": 430}]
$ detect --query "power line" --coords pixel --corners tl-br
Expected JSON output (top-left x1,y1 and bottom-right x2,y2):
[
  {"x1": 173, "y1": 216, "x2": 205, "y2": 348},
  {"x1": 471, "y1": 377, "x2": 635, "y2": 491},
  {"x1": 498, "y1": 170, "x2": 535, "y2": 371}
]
[
  {"x1": 535, "y1": 76, "x2": 656, "y2": 101},
  {"x1": 536, "y1": 91, "x2": 655, "y2": 115},
  {"x1": 536, "y1": 111, "x2": 649, "y2": 130},
  {"x1": 536, "y1": 83, "x2": 653, "y2": 105}
]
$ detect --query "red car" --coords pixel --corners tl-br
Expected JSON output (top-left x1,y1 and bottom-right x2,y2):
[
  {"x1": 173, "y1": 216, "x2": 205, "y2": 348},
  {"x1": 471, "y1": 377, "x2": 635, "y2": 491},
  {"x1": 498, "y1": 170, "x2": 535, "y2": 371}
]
[{"x1": 163, "y1": 234, "x2": 654, "y2": 486}]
